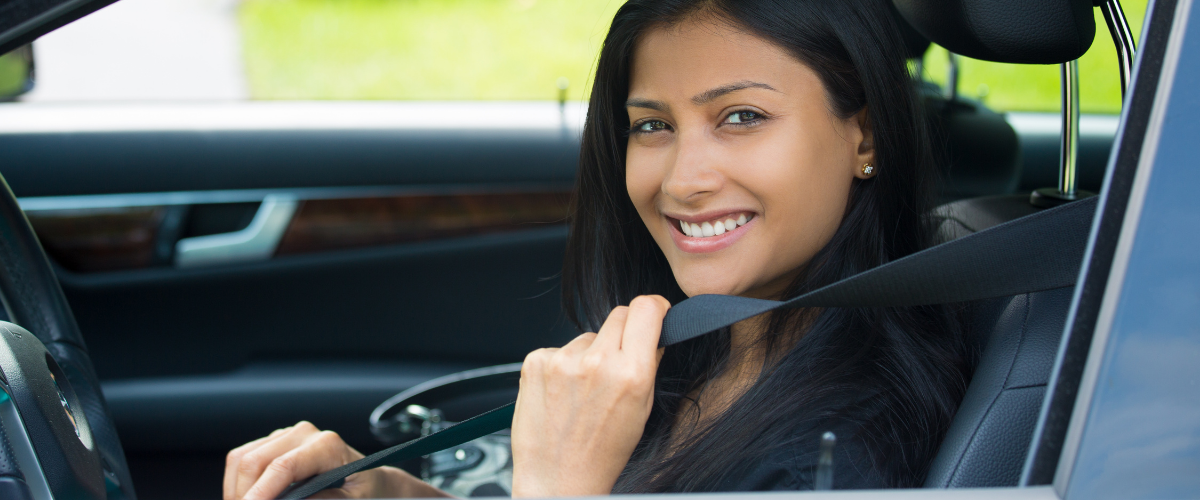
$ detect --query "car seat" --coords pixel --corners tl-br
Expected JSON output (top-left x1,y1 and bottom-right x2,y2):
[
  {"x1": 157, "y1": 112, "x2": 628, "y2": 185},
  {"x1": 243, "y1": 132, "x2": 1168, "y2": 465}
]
[{"x1": 890, "y1": 0, "x2": 1128, "y2": 487}]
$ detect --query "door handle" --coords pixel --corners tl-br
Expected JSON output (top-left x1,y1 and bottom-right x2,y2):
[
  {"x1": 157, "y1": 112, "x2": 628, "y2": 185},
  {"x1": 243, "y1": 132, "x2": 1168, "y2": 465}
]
[{"x1": 174, "y1": 194, "x2": 298, "y2": 268}]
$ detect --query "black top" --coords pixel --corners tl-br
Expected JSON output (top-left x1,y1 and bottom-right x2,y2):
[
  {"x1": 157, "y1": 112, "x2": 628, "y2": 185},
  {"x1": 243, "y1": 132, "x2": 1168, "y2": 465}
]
[{"x1": 716, "y1": 421, "x2": 888, "y2": 491}]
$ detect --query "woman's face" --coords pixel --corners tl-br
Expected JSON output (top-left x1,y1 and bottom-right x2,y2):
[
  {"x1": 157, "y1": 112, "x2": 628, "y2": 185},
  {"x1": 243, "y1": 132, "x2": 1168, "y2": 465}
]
[{"x1": 625, "y1": 18, "x2": 876, "y2": 300}]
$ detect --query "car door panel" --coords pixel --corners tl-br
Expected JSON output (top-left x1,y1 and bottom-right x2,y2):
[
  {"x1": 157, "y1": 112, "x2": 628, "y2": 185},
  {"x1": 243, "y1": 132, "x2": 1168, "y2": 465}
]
[
  {"x1": 0, "y1": 103, "x2": 581, "y2": 498},
  {"x1": 58, "y1": 225, "x2": 573, "y2": 378}
]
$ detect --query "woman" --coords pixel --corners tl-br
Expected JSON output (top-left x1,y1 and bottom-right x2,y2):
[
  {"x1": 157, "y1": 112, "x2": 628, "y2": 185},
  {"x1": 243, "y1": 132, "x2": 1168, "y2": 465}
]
[{"x1": 224, "y1": 0, "x2": 971, "y2": 497}]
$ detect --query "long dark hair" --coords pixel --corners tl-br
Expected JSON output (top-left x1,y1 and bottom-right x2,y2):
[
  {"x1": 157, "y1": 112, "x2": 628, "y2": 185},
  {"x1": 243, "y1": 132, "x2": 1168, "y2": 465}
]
[{"x1": 561, "y1": 0, "x2": 971, "y2": 491}]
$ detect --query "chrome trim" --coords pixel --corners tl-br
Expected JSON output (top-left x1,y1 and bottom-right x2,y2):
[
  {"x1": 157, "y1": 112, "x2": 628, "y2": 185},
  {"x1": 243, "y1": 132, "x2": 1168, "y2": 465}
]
[
  {"x1": 17, "y1": 183, "x2": 574, "y2": 212},
  {"x1": 174, "y1": 194, "x2": 298, "y2": 268},
  {"x1": 1101, "y1": 0, "x2": 1138, "y2": 97},
  {"x1": 0, "y1": 101, "x2": 588, "y2": 134},
  {"x1": 946, "y1": 52, "x2": 961, "y2": 102},
  {"x1": 1051, "y1": 0, "x2": 1193, "y2": 492},
  {"x1": 1060, "y1": 60, "x2": 1081, "y2": 197},
  {"x1": 0, "y1": 384, "x2": 54, "y2": 500}
]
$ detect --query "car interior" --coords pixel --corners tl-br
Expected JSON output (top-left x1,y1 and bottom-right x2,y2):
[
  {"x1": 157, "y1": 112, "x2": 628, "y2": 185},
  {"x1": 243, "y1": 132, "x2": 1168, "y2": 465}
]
[{"x1": 0, "y1": 0, "x2": 1158, "y2": 499}]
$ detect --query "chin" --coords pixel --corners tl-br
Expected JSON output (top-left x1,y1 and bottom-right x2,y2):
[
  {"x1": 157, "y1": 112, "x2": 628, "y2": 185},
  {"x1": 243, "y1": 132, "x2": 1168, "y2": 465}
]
[
  {"x1": 675, "y1": 277, "x2": 744, "y2": 298},
  {"x1": 669, "y1": 259, "x2": 755, "y2": 297}
]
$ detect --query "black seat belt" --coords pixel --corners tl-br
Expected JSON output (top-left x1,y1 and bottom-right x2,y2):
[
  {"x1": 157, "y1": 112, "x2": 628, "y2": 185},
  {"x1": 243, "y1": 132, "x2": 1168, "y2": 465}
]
[{"x1": 278, "y1": 196, "x2": 1097, "y2": 499}]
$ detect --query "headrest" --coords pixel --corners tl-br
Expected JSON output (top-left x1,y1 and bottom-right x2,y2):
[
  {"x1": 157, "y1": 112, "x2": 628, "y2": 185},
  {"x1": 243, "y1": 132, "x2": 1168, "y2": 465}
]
[
  {"x1": 890, "y1": 1, "x2": 933, "y2": 59},
  {"x1": 892, "y1": 0, "x2": 1096, "y2": 64}
]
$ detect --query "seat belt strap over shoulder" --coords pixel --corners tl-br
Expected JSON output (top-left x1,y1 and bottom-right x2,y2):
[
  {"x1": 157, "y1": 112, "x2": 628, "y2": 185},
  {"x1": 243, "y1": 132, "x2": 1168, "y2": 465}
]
[
  {"x1": 277, "y1": 196, "x2": 1098, "y2": 500},
  {"x1": 660, "y1": 196, "x2": 1096, "y2": 345}
]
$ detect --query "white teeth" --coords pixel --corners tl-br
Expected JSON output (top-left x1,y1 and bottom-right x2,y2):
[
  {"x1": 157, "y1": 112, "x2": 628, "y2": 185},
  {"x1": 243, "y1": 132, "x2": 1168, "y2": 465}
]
[{"x1": 678, "y1": 213, "x2": 753, "y2": 238}]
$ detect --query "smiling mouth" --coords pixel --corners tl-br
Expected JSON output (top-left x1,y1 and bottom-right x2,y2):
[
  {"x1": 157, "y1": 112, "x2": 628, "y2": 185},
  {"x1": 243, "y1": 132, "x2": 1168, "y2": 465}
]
[{"x1": 671, "y1": 212, "x2": 755, "y2": 238}]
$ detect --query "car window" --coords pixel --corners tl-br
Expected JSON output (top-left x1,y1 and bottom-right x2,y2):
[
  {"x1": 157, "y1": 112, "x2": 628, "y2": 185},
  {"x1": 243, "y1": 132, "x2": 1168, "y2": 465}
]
[
  {"x1": 17, "y1": 0, "x2": 1147, "y2": 112},
  {"x1": 918, "y1": 0, "x2": 1150, "y2": 114},
  {"x1": 21, "y1": 0, "x2": 623, "y2": 102}
]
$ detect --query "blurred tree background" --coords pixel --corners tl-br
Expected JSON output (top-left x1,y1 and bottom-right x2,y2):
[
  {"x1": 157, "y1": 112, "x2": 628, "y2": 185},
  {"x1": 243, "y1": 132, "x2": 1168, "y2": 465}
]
[
  {"x1": 0, "y1": 47, "x2": 32, "y2": 98},
  {"x1": 240, "y1": 0, "x2": 621, "y2": 101},
  {"x1": 240, "y1": 0, "x2": 1148, "y2": 113}
]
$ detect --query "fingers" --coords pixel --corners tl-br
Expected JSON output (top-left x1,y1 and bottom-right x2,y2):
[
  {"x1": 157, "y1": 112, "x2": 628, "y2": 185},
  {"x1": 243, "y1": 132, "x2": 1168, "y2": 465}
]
[
  {"x1": 233, "y1": 423, "x2": 326, "y2": 499},
  {"x1": 224, "y1": 430, "x2": 282, "y2": 499},
  {"x1": 559, "y1": 332, "x2": 598, "y2": 355},
  {"x1": 519, "y1": 347, "x2": 556, "y2": 403},
  {"x1": 225, "y1": 423, "x2": 315, "y2": 500},
  {"x1": 620, "y1": 295, "x2": 670, "y2": 356},
  {"x1": 591, "y1": 305, "x2": 629, "y2": 351},
  {"x1": 242, "y1": 430, "x2": 358, "y2": 500}
]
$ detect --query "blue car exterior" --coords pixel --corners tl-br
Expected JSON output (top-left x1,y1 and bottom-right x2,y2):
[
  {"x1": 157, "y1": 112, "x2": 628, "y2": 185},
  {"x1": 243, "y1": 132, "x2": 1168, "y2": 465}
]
[{"x1": 1058, "y1": 0, "x2": 1200, "y2": 497}]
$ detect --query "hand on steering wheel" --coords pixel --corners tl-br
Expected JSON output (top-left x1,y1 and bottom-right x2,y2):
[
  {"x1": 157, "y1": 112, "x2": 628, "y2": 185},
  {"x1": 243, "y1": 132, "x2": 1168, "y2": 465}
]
[{"x1": 223, "y1": 421, "x2": 448, "y2": 499}]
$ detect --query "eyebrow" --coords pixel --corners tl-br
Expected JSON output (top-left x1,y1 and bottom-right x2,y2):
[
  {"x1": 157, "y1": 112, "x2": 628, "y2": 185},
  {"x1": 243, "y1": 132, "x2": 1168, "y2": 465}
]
[
  {"x1": 691, "y1": 81, "x2": 778, "y2": 105},
  {"x1": 625, "y1": 81, "x2": 779, "y2": 111},
  {"x1": 625, "y1": 97, "x2": 668, "y2": 111}
]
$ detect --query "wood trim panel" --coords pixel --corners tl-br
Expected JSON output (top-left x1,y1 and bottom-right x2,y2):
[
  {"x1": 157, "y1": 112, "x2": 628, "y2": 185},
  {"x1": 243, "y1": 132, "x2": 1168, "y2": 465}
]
[
  {"x1": 275, "y1": 191, "x2": 571, "y2": 256},
  {"x1": 23, "y1": 190, "x2": 572, "y2": 272},
  {"x1": 26, "y1": 206, "x2": 166, "y2": 273}
]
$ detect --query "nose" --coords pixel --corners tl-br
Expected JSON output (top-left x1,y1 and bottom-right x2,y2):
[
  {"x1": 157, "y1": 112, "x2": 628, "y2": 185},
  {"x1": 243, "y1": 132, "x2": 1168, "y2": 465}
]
[{"x1": 661, "y1": 128, "x2": 726, "y2": 204}]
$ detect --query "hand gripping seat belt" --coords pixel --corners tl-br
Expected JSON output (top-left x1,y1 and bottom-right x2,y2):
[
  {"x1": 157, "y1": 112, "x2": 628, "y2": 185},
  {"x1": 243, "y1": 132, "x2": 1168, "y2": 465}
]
[{"x1": 277, "y1": 196, "x2": 1097, "y2": 499}]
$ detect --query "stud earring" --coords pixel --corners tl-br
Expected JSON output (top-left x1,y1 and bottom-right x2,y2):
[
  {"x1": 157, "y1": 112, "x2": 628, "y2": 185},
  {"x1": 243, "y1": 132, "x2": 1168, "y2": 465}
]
[{"x1": 861, "y1": 163, "x2": 876, "y2": 176}]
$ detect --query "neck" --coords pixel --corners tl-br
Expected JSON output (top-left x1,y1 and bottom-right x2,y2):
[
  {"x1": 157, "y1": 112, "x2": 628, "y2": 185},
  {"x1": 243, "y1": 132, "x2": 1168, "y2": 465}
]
[
  {"x1": 727, "y1": 314, "x2": 770, "y2": 377},
  {"x1": 670, "y1": 311, "x2": 801, "y2": 442}
]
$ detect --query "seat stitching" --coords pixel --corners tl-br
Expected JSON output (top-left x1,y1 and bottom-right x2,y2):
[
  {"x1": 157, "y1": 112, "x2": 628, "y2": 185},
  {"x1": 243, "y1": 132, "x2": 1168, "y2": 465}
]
[
  {"x1": 946, "y1": 293, "x2": 1032, "y2": 485},
  {"x1": 1005, "y1": 293, "x2": 1034, "y2": 390},
  {"x1": 1004, "y1": 383, "x2": 1048, "y2": 391}
]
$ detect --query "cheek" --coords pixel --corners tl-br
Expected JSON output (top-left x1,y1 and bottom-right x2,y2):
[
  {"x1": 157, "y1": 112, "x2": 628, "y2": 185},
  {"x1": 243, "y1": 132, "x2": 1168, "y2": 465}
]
[
  {"x1": 746, "y1": 128, "x2": 856, "y2": 257},
  {"x1": 624, "y1": 142, "x2": 672, "y2": 206},
  {"x1": 748, "y1": 131, "x2": 851, "y2": 209},
  {"x1": 625, "y1": 150, "x2": 666, "y2": 227}
]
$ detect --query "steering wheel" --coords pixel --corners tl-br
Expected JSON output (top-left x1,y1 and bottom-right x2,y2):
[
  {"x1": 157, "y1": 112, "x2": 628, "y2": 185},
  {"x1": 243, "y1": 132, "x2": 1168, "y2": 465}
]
[{"x1": 0, "y1": 174, "x2": 134, "y2": 500}]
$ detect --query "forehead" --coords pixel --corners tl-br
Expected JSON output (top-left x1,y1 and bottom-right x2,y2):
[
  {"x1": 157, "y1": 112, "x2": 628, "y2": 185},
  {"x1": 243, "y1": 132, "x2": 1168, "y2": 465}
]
[{"x1": 629, "y1": 17, "x2": 809, "y2": 97}]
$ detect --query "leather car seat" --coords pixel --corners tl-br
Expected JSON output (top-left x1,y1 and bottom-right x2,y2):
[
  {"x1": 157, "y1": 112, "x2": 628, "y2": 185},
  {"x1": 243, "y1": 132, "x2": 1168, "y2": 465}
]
[
  {"x1": 925, "y1": 196, "x2": 1076, "y2": 486},
  {"x1": 890, "y1": 0, "x2": 1102, "y2": 487},
  {"x1": 926, "y1": 284, "x2": 1073, "y2": 486}
]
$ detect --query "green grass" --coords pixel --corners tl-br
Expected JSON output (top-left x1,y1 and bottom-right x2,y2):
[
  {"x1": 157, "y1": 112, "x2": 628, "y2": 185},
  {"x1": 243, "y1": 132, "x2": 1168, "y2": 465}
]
[
  {"x1": 240, "y1": 0, "x2": 1148, "y2": 113},
  {"x1": 0, "y1": 50, "x2": 30, "y2": 98},
  {"x1": 240, "y1": 0, "x2": 623, "y2": 101}
]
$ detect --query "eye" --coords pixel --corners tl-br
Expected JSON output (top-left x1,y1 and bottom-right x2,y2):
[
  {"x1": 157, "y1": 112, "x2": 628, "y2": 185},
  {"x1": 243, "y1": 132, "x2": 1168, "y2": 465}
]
[
  {"x1": 725, "y1": 110, "x2": 761, "y2": 124},
  {"x1": 632, "y1": 120, "x2": 671, "y2": 134}
]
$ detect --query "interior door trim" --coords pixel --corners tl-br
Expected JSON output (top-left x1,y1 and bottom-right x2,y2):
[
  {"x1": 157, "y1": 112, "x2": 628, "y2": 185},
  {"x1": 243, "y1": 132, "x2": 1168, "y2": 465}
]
[
  {"x1": 17, "y1": 183, "x2": 573, "y2": 211},
  {"x1": 174, "y1": 194, "x2": 298, "y2": 268},
  {"x1": 19, "y1": 183, "x2": 574, "y2": 272}
]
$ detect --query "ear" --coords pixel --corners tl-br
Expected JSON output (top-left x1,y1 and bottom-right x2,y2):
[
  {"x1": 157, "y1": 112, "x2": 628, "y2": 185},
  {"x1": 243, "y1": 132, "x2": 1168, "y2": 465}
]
[{"x1": 850, "y1": 108, "x2": 877, "y2": 180}]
